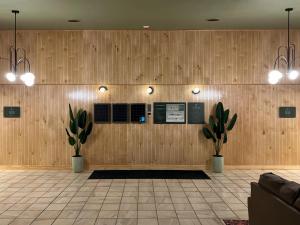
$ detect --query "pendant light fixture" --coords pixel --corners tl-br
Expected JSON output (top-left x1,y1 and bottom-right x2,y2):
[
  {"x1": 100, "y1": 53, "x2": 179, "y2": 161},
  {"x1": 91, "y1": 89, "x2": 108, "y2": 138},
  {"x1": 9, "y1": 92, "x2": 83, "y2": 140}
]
[
  {"x1": 268, "y1": 8, "x2": 298, "y2": 84},
  {"x1": 0, "y1": 10, "x2": 35, "y2": 86}
]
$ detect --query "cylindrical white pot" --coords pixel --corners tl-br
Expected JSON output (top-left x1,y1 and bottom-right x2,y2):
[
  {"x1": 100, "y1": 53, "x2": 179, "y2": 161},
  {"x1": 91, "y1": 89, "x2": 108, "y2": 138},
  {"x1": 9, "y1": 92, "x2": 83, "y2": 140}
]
[
  {"x1": 72, "y1": 156, "x2": 84, "y2": 173},
  {"x1": 212, "y1": 156, "x2": 224, "y2": 173}
]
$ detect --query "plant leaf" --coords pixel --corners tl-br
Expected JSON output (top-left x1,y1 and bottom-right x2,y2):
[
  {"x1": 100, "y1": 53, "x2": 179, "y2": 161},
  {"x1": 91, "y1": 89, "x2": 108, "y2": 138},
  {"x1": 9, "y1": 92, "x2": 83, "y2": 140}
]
[
  {"x1": 85, "y1": 122, "x2": 93, "y2": 136},
  {"x1": 78, "y1": 110, "x2": 87, "y2": 129},
  {"x1": 69, "y1": 104, "x2": 74, "y2": 121},
  {"x1": 209, "y1": 116, "x2": 216, "y2": 132},
  {"x1": 216, "y1": 102, "x2": 224, "y2": 121},
  {"x1": 79, "y1": 130, "x2": 86, "y2": 140},
  {"x1": 80, "y1": 133, "x2": 88, "y2": 144},
  {"x1": 69, "y1": 120, "x2": 77, "y2": 134},
  {"x1": 224, "y1": 109, "x2": 230, "y2": 123},
  {"x1": 65, "y1": 128, "x2": 71, "y2": 137},
  {"x1": 227, "y1": 113, "x2": 237, "y2": 131},
  {"x1": 68, "y1": 136, "x2": 76, "y2": 146},
  {"x1": 223, "y1": 132, "x2": 228, "y2": 144},
  {"x1": 202, "y1": 127, "x2": 216, "y2": 143}
]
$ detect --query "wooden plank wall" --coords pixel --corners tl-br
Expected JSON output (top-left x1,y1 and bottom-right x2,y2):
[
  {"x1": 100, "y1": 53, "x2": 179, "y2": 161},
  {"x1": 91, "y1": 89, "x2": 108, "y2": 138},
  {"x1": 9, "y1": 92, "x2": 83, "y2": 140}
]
[{"x1": 0, "y1": 30, "x2": 299, "y2": 168}]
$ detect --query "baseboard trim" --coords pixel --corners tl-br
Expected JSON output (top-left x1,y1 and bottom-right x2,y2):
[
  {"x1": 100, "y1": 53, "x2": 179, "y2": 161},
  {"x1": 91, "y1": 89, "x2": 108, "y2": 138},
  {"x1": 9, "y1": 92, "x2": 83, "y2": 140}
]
[
  {"x1": 225, "y1": 165, "x2": 300, "y2": 170},
  {"x1": 0, "y1": 164, "x2": 299, "y2": 171}
]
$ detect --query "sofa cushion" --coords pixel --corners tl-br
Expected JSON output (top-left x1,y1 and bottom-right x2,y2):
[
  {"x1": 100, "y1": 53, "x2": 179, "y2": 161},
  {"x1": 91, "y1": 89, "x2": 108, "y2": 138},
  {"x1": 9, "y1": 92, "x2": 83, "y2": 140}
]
[
  {"x1": 259, "y1": 173, "x2": 288, "y2": 196},
  {"x1": 294, "y1": 197, "x2": 300, "y2": 211},
  {"x1": 259, "y1": 173, "x2": 300, "y2": 205},
  {"x1": 280, "y1": 181, "x2": 300, "y2": 205}
]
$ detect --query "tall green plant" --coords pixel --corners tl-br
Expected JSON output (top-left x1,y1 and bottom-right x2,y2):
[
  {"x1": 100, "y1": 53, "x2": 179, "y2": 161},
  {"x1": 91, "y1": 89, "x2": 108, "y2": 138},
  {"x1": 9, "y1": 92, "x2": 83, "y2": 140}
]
[
  {"x1": 202, "y1": 102, "x2": 237, "y2": 156},
  {"x1": 65, "y1": 104, "x2": 93, "y2": 157}
]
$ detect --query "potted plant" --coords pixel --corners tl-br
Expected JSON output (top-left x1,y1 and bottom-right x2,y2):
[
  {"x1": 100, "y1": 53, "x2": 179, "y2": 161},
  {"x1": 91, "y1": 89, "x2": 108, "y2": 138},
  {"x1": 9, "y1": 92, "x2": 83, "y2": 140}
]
[
  {"x1": 202, "y1": 102, "x2": 237, "y2": 173},
  {"x1": 65, "y1": 104, "x2": 93, "y2": 173}
]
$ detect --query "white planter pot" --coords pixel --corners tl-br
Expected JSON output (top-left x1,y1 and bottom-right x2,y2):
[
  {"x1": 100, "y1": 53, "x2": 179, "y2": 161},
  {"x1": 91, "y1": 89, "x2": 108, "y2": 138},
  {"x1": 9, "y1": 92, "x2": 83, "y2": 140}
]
[
  {"x1": 72, "y1": 156, "x2": 84, "y2": 173},
  {"x1": 212, "y1": 156, "x2": 224, "y2": 173}
]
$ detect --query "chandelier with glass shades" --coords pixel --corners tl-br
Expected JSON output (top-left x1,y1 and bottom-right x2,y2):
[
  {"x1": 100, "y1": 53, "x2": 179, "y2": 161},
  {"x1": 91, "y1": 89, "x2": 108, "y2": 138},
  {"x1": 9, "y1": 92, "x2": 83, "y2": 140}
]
[
  {"x1": 0, "y1": 10, "x2": 35, "y2": 86},
  {"x1": 268, "y1": 8, "x2": 298, "y2": 84}
]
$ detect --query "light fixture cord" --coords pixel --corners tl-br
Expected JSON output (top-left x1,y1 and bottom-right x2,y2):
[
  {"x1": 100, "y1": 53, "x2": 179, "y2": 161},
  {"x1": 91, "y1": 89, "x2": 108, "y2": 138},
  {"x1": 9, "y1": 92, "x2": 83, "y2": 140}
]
[
  {"x1": 287, "y1": 10, "x2": 290, "y2": 71},
  {"x1": 14, "y1": 11, "x2": 17, "y2": 74}
]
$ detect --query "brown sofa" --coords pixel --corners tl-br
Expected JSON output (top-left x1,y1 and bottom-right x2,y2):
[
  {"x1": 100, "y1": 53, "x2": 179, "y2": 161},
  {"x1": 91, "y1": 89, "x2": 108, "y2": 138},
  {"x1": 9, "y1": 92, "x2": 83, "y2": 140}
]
[{"x1": 248, "y1": 172, "x2": 300, "y2": 225}]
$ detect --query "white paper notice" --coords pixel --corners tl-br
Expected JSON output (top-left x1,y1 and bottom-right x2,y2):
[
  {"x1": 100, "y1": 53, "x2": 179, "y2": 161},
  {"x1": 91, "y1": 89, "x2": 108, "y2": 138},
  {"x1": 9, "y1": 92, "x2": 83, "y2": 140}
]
[{"x1": 166, "y1": 104, "x2": 185, "y2": 123}]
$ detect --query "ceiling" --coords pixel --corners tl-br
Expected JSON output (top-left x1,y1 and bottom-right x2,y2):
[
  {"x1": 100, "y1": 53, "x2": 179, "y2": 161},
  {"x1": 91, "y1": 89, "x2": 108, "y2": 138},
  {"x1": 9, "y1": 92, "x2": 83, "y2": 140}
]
[{"x1": 0, "y1": 0, "x2": 300, "y2": 30}]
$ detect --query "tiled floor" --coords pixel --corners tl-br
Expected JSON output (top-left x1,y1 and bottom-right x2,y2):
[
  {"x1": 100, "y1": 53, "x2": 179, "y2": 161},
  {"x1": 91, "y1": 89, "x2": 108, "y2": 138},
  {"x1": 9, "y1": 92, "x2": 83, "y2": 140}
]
[{"x1": 0, "y1": 169, "x2": 299, "y2": 225}]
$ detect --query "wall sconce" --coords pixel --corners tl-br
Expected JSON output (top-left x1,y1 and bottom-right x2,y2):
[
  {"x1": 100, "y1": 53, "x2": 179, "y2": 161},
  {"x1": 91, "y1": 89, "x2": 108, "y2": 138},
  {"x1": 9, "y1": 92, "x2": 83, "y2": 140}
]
[
  {"x1": 147, "y1": 86, "x2": 154, "y2": 95},
  {"x1": 99, "y1": 86, "x2": 108, "y2": 93},
  {"x1": 192, "y1": 87, "x2": 200, "y2": 95}
]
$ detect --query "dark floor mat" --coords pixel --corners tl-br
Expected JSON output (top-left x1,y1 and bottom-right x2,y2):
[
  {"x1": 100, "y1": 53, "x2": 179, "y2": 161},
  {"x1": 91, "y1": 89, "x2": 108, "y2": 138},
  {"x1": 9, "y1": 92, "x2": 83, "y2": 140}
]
[{"x1": 88, "y1": 170, "x2": 210, "y2": 179}]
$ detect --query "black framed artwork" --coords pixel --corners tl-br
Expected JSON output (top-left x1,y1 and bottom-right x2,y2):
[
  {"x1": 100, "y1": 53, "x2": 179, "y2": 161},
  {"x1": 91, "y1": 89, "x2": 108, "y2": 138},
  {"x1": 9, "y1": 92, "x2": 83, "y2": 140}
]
[
  {"x1": 112, "y1": 104, "x2": 129, "y2": 123},
  {"x1": 94, "y1": 104, "x2": 111, "y2": 123}
]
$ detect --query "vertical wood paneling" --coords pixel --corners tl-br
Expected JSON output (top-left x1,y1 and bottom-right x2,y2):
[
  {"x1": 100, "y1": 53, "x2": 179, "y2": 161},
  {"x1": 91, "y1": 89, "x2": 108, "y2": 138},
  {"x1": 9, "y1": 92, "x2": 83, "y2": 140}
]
[
  {"x1": 0, "y1": 30, "x2": 300, "y2": 168},
  {"x1": 0, "y1": 85, "x2": 298, "y2": 167}
]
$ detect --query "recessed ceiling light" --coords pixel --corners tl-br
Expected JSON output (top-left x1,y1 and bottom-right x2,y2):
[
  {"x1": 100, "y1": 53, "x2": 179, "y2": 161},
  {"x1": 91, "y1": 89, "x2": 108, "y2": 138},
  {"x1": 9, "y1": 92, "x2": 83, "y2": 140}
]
[
  {"x1": 143, "y1": 25, "x2": 150, "y2": 29},
  {"x1": 68, "y1": 19, "x2": 80, "y2": 23},
  {"x1": 206, "y1": 18, "x2": 220, "y2": 22}
]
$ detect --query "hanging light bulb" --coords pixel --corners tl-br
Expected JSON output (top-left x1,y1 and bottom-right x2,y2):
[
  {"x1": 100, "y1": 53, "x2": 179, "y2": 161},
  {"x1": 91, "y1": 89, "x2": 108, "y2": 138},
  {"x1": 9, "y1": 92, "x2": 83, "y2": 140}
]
[
  {"x1": 288, "y1": 70, "x2": 299, "y2": 80},
  {"x1": 5, "y1": 72, "x2": 16, "y2": 82},
  {"x1": 268, "y1": 70, "x2": 282, "y2": 84},
  {"x1": 20, "y1": 72, "x2": 35, "y2": 86}
]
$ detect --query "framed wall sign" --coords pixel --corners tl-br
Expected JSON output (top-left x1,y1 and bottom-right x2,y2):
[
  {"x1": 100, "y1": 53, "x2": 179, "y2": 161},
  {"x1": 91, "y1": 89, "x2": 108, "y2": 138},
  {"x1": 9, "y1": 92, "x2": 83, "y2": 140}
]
[
  {"x1": 279, "y1": 107, "x2": 296, "y2": 118},
  {"x1": 154, "y1": 102, "x2": 186, "y2": 124},
  {"x1": 4, "y1": 106, "x2": 21, "y2": 118},
  {"x1": 188, "y1": 102, "x2": 205, "y2": 124}
]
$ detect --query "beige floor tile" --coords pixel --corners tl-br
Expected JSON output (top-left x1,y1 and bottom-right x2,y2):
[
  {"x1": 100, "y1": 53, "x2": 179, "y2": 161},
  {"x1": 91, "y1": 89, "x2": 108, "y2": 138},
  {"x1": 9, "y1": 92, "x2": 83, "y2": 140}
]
[
  {"x1": 156, "y1": 204, "x2": 174, "y2": 211},
  {"x1": 195, "y1": 210, "x2": 216, "y2": 219},
  {"x1": 158, "y1": 218, "x2": 180, "y2": 225},
  {"x1": 83, "y1": 203, "x2": 102, "y2": 210},
  {"x1": 52, "y1": 218, "x2": 76, "y2": 225},
  {"x1": 98, "y1": 210, "x2": 118, "y2": 219},
  {"x1": 9, "y1": 203, "x2": 31, "y2": 211},
  {"x1": 120, "y1": 204, "x2": 137, "y2": 211},
  {"x1": 138, "y1": 211, "x2": 157, "y2": 219},
  {"x1": 74, "y1": 218, "x2": 96, "y2": 225},
  {"x1": 102, "y1": 204, "x2": 120, "y2": 211},
  {"x1": 31, "y1": 219, "x2": 55, "y2": 225},
  {"x1": 199, "y1": 218, "x2": 223, "y2": 225},
  {"x1": 213, "y1": 210, "x2": 237, "y2": 219},
  {"x1": 46, "y1": 203, "x2": 66, "y2": 211},
  {"x1": 176, "y1": 211, "x2": 197, "y2": 219},
  {"x1": 78, "y1": 210, "x2": 99, "y2": 219},
  {"x1": 234, "y1": 210, "x2": 248, "y2": 220},
  {"x1": 18, "y1": 210, "x2": 42, "y2": 219},
  {"x1": 157, "y1": 211, "x2": 177, "y2": 219},
  {"x1": 58, "y1": 210, "x2": 80, "y2": 219},
  {"x1": 0, "y1": 210, "x2": 23, "y2": 218},
  {"x1": 173, "y1": 204, "x2": 193, "y2": 211},
  {"x1": 138, "y1": 218, "x2": 158, "y2": 225},
  {"x1": 0, "y1": 218, "x2": 13, "y2": 225},
  {"x1": 9, "y1": 218, "x2": 34, "y2": 225},
  {"x1": 116, "y1": 218, "x2": 137, "y2": 225},
  {"x1": 28, "y1": 203, "x2": 49, "y2": 211},
  {"x1": 38, "y1": 210, "x2": 61, "y2": 219},
  {"x1": 118, "y1": 211, "x2": 137, "y2": 219},
  {"x1": 178, "y1": 219, "x2": 201, "y2": 225},
  {"x1": 138, "y1": 204, "x2": 156, "y2": 211},
  {"x1": 95, "y1": 218, "x2": 117, "y2": 225}
]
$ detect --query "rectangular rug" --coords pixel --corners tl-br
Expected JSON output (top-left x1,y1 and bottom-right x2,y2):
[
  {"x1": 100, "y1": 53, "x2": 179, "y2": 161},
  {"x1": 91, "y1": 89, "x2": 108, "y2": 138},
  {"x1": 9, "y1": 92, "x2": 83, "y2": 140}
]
[
  {"x1": 88, "y1": 170, "x2": 210, "y2": 179},
  {"x1": 223, "y1": 220, "x2": 249, "y2": 225}
]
